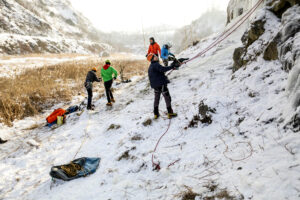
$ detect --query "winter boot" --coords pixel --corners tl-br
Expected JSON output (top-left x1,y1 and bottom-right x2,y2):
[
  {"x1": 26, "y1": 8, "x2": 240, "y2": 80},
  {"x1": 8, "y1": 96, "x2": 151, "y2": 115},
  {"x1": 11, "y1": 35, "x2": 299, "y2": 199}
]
[
  {"x1": 111, "y1": 98, "x2": 115, "y2": 103},
  {"x1": 167, "y1": 107, "x2": 177, "y2": 119},
  {"x1": 168, "y1": 113, "x2": 177, "y2": 119},
  {"x1": 0, "y1": 138, "x2": 7, "y2": 144},
  {"x1": 154, "y1": 106, "x2": 159, "y2": 119},
  {"x1": 106, "y1": 102, "x2": 112, "y2": 106},
  {"x1": 87, "y1": 106, "x2": 94, "y2": 110}
]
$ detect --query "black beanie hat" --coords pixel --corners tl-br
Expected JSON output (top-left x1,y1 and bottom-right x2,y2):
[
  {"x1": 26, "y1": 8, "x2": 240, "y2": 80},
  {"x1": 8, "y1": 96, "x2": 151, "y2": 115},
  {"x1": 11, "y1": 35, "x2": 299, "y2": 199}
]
[{"x1": 150, "y1": 37, "x2": 155, "y2": 43}]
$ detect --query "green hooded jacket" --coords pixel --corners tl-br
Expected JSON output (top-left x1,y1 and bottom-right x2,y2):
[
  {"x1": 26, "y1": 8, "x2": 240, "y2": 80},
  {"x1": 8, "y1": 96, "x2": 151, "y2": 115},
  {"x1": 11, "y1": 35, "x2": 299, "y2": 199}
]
[{"x1": 101, "y1": 65, "x2": 118, "y2": 82}]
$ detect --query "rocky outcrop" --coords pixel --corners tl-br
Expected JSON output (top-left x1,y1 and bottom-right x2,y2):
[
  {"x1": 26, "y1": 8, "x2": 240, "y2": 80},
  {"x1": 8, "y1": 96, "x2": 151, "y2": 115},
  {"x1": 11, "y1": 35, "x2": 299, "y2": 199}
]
[
  {"x1": 233, "y1": 11, "x2": 269, "y2": 72},
  {"x1": 277, "y1": 5, "x2": 300, "y2": 71},
  {"x1": 233, "y1": 1, "x2": 300, "y2": 72},
  {"x1": 267, "y1": 0, "x2": 299, "y2": 17},
  {"x1": 263, "y1": 41, "x2": 279, "y2": 60},
  {"x1": 227, "y1": 0, "x2": 264, "y2": 24}
]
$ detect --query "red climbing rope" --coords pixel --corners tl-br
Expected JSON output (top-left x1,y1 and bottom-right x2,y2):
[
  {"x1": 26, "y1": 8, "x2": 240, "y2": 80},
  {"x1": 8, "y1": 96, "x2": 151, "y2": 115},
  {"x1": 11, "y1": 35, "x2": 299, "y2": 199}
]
[
  {"x1": 151, "y1": 0, "x2": 265, "y2": 171},
  {"x1": 167, "y1": 0, "x2": 264, "y2": 75},
  {"x1": 151, "y1": 119, "x2": 172, "y2": 171}
]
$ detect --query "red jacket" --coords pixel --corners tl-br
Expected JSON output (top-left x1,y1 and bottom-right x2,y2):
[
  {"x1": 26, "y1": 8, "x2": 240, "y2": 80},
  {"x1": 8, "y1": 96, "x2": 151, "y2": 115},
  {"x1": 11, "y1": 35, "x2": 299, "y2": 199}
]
[{"x1": 148, "y1": 42, "x2": 161, "y2": 56}]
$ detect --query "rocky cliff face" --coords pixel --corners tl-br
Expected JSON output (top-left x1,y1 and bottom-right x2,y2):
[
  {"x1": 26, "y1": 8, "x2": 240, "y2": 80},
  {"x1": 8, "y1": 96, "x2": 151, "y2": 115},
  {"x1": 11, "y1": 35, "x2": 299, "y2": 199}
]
[
  {"x1": 227, "y1": 0, "x2": 264, "y2": 23},
  {"x1": 231, "y1": 0, "x2": 300, "y2": 131},
  {"x1": 0, "y1": 0, "x2": 111, "y2": 54}
]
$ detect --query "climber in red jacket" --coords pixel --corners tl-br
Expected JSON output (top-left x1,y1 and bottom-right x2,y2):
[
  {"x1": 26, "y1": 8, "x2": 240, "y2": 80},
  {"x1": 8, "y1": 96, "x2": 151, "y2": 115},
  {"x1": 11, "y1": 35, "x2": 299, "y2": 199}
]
[{"x1": 146, "y1": 37, "x2": 161, "y2": 58}]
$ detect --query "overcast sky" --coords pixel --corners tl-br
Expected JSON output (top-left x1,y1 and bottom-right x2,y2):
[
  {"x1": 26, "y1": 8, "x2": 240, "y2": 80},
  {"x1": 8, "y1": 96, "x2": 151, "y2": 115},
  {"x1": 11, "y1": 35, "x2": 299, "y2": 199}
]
[{"x1": 70, "y1": 0, "x2": 230, "y2": 33}]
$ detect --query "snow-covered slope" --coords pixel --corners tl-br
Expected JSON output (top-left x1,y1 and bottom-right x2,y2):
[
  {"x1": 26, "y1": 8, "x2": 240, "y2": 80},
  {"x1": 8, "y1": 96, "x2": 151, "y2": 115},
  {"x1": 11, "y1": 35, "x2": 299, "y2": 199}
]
[
  {"x1": 1, "y1": 4, "x2": 299, "y2": 199},
  {"x1": 173, "y1": 8, "x2": 226, "y2": 53},
  {"x1": 0, "y1": 0, "x2": 111, "y2": 54}
]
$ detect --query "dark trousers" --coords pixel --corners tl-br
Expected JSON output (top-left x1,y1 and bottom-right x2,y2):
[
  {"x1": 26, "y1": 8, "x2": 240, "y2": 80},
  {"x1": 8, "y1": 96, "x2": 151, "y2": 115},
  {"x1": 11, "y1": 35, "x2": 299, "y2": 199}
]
[
  {"x1": 86, "y1": 88, "x2": 93, "y2": 108},
  {"x1": 163, "y1": 59, "x2": 168, "y2": 66},
  {"x1": 154, "y1": 85, "x2": 172, "y2": 115},
  {"x1": 104, "y1": 79, "x2": 114, "y2": 103}
]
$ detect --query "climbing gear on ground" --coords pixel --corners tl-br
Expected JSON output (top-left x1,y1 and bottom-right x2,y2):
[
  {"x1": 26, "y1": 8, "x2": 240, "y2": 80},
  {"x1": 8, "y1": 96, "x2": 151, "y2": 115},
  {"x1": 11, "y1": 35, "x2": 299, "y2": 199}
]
[
  {"x1": 66, "y1": 105, "x2": 79, "y2": 114},
  {"x1": 50, "y1": 157, "x2": 100, "y2": 181},
  {"x1": 46, "y1": 108, "x2": 66, "y2": 124},
  {"x1": 57, "y1": 116, "x2": 64, "y2": 125},
  {"x1": 60, "y1": 162, "x2": 82, "y2": 177}
]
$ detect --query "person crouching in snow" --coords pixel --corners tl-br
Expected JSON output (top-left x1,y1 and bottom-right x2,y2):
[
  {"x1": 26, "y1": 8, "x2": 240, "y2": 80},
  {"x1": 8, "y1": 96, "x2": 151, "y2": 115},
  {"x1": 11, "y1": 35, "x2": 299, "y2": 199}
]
[
  {"x1": 161, "y1": 43, "x2": 175, "y2": 66},
  {"x1": 147, "y1": 53, "x2": 178, "y2": 119},
  {"x1": 101, "y1": 60, "x2": 118, "y2": 106},
  {"x1": 85, "y1": 67, "x2": 101, "y2": 110}
]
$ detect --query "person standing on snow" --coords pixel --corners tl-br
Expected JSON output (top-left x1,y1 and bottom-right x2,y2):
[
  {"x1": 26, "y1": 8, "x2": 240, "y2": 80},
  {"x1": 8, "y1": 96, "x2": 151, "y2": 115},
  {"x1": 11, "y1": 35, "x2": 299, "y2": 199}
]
[
  {"x1": 101, "y1": 60, "x2": 118, "y2": 106},
  {"x1": 147, "y1": 53, "x2": 179, "y2": 119},
  {"x1": 147, "y1": 37, "x2": 161, "y2": 58},
  {"x1": 84, "y1": 67, "x2": 102, "y2": 110},
  {"x1": 161, "y1": 43, "x2": 175, "y2": 66}
]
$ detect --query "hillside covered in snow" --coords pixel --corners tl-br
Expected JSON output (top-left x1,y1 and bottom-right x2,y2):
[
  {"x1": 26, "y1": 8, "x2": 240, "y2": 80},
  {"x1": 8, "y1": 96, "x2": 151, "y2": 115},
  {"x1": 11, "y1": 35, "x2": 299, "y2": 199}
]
[
  {"x1": 173, "y1": 8, "x2": 227, "y2": 53},
  {"x1": 0, "y1": 0, "x2": 300, "y2": 200},
  {"x1": 0, "y1": 0, "x2": 111, "y2": 54}
]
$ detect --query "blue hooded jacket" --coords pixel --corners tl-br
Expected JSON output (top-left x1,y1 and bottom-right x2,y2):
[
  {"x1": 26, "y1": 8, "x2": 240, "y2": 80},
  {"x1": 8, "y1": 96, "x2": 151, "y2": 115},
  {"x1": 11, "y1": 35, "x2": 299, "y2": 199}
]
[
  {"x1": 148, "y1": 61, "x2": 173, "y2": 88},
  {"x1": 161, "y1": 45, "x2": 174, "y2": 59}
]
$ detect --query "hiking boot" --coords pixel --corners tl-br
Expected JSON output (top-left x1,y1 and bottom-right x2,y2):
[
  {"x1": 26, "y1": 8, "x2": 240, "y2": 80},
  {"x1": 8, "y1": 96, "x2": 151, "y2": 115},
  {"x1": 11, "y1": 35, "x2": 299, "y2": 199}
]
[
  {"x1": 106, "y1": 102, "x2": 112, "y2": 106},
  {"x1": 168, "y1": 113, "x2": 177, "y2": 119},
  {"x1": 154, "y1": 114, "x2": 160, "y2": 119},
  {"x1": 87, "y1": 107, "x2": 94, "y2": 110},
  {"x1": 0, "y1": 138, "x2": 7, "y2": 144},
  {"x1": 111, "y1": 98, "x2": 115, "y2": 103}
]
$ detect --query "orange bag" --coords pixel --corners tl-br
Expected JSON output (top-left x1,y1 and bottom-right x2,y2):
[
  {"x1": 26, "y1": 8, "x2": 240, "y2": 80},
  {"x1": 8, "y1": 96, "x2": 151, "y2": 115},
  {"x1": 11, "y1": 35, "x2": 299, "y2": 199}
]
[{"x1": 46, "y1": 108, "x2": 66, "y2": 124}]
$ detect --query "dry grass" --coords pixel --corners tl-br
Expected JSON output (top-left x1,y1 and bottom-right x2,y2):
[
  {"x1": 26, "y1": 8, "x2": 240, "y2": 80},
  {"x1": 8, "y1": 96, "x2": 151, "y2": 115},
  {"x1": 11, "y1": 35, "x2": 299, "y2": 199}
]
[{"x1": 0, "y1": 58, "x2": 148, "y2": 126}]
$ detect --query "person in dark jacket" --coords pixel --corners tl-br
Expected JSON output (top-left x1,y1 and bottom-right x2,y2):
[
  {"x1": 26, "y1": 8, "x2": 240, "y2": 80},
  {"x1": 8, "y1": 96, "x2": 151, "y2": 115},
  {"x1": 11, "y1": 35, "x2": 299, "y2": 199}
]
[
  {"x1": 148, "y1": 54, "x2": 178, "y2": 119},
  {"x1": 84, "y1": 67, "x2": 101, "y2": 110}
]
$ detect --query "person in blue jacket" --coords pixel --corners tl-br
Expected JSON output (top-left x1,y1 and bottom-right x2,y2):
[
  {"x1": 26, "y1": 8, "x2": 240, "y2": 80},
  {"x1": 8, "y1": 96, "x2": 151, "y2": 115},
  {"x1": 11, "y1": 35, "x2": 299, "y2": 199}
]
[
  {"x1": 147, "y1": 53, "x2": 179, "y2": 119},
  {"x1": 161, "y1": 43, "x2": 175, "y2": 66}
]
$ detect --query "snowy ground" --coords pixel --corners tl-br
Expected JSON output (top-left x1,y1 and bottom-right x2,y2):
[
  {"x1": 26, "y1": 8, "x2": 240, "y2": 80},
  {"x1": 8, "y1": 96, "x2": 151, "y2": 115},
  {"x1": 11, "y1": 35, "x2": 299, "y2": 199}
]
[{"x1": 1, "y1": 18, "x2": 299, "y2": 200}]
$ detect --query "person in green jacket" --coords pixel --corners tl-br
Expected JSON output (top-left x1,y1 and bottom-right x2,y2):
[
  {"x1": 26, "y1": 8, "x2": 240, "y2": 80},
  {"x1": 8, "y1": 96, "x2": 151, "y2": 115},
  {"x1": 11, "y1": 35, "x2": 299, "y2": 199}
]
[{"x1": 101, "y1": 60, "x2": 118, "y2": 106}]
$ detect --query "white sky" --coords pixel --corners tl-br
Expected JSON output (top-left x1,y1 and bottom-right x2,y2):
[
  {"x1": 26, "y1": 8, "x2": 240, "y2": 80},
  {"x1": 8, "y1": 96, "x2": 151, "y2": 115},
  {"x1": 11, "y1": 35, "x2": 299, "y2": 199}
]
[{"x1": 70, "y1": 0, "x2": 230, "y2": 33}]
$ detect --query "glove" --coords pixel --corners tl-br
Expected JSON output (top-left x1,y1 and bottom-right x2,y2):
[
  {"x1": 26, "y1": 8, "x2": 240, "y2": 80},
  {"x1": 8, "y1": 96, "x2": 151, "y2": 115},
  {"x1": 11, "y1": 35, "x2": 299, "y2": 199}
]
[
  {"x1": 113, "y1": 77, "x2": 117, "y2": 80},
  {"x1": 171, "y1": 61, "x2": 180, "y2": 69}
]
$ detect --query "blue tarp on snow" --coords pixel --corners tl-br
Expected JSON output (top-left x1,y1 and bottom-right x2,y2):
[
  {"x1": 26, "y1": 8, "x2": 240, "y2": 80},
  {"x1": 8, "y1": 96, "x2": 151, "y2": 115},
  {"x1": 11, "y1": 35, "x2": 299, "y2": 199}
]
[{"x1": 50, "y1": 157, "x2": 100, "y2": 181}]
